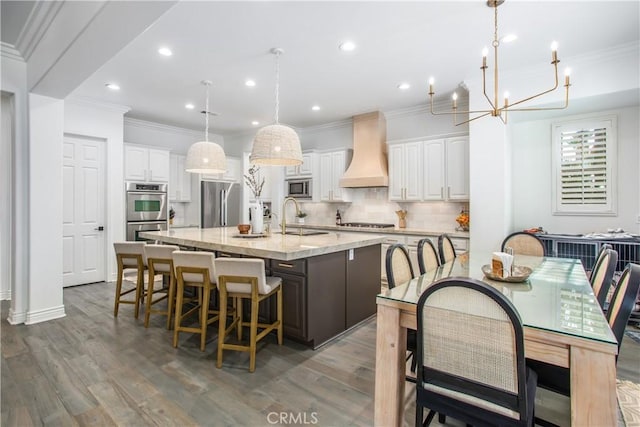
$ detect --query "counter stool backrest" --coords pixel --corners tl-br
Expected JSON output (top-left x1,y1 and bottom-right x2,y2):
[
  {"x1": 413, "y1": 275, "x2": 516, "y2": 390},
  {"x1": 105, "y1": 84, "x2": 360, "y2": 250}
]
[
  {"x1": 144, "y1": 244, "x2": 180, "y2": 272},
  {"x1": 386, "y1": 244, "x2": 415, "y2": 289},
  {"x1": 215, "y1": 258, "x2": 269, "y2": 294},
  {"x1": 114, "y1": 242, "x2": 147, "y2": 266},
  {"x1": 501, "y1": 232, "x2": 546, "y2": 257},
  {"x1": 172, "y1": 251, "x2": 216, "y2": 285}
]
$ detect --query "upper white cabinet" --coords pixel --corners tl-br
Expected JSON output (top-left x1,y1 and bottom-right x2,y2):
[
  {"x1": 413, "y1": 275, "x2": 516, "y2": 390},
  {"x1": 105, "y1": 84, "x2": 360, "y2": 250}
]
[
  {"x1": 124, "y1": 144, "x2": 170, "y2": 182},
  {"x1": 423, "y1": 137, "x2": 469, "y2": 201},
  {"x1": 285, "y1": 152, "x2": 317, "y2": 178},
  {"x1": 388, "y1": 142, "x2": 422, "y2": 201},
  {"x1": 445, "y1": 137, "x2": 469, "y2": 200},
  {"x1": 319, "y1": 150, "x2": 352, "y2": 202},
  {"x1": 169, "y1": 154, "x2": 192, "y2": 202},
  {"x1": 201, "y1": 156, "x2": 241, "y2": 183}
]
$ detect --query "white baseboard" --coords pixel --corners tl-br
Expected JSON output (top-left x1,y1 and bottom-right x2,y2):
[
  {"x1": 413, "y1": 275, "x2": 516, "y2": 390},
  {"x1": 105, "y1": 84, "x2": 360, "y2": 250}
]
[
  {"x1": 25, "y1": 305, "x2": 66, "y2": 325},
  {"x1": 0, "y1": 289, "x2": 11, "y2": 300},
  {"x1": 7, "y1": 308, "x2": 26, "y2": 325}
]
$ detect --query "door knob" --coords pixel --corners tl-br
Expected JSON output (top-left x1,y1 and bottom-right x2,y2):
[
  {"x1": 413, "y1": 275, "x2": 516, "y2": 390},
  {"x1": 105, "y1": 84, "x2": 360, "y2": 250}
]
[{"x1": 94, "y1": 226, "x2": 104, "y2": 231}]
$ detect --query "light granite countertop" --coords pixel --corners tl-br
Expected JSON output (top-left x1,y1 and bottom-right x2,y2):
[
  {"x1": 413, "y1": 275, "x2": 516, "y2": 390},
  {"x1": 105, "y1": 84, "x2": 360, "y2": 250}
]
[
  {"x1": 140, "y1": 227, "x2": 387, "y2": 261},
  {"x1": 287, "y1": 223, "x2": 470, "y2": 239}
]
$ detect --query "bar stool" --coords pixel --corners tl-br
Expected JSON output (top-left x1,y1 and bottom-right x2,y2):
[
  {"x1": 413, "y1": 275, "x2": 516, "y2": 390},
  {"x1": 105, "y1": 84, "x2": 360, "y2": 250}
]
[
  {"x1": 172, "y1": 251, "x2": 220, "y2": 351},
  {"x1": 113, "y1": 242, "x2": 147, "y2": 318},
  {"x1": 144, "y1": 244, "x2": 180, "y2": 329},
  {"x1": 215, "y1": 258, "x2": 283, "y2": 373}
]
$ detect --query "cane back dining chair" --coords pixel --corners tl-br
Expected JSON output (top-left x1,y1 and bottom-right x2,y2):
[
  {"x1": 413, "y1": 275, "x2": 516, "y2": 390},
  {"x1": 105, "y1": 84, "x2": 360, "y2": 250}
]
[
  {"x1": 385, "y1": 244, "x2": 418, "y2": 379},
  {"x1": 172, "y1": 251, "x2": 221, "y2": 351},
  {"x1": 215, "y1": 258, "x2": 283, "y2": 373},
  {"x1": 417, "y1": 238, "x2": 441, "y2": 275},
  {"x1": 113, "y1": 242, "x2": 147, "y2": 318},
  {"x1": 144, "y1": 244, "x2": 180, "y2": 328},
  {"x1": 437, "y1": 234, "x2": 457, "y2": 265},
  {"x1": 590, "y1": 247, "x2": 618, "y2": 309},
  {"x1": 415, "y1": 277, "x2": 537, "y2": 427},
  {"x1": 501, "y1": 232, "x2": 546, "y2": 257},
  {"x1": 526, "y1": 263, "x2": 639, "y2": 400}
]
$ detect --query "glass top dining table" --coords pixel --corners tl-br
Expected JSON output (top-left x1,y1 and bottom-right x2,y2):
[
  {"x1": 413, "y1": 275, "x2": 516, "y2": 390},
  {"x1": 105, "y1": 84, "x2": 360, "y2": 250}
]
[
  {"x1": 379, "y1": 252, "x2": 617, "y2": 347},
  {"x1": 374, "y1": 251, "x2": 619, "y2": 427}
]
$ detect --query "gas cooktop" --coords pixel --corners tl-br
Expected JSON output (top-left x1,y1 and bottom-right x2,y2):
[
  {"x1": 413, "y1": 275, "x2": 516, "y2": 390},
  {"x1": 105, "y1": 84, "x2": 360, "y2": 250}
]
[{"x1": 339, "y1": 222, "x2": 395, "y2": 229}]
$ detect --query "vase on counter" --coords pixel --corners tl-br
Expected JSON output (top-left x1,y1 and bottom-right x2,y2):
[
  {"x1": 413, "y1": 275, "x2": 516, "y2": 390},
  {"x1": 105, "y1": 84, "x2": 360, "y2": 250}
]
[{"x1": 249, "y1": 199, "x2": 264, "y2": 234}]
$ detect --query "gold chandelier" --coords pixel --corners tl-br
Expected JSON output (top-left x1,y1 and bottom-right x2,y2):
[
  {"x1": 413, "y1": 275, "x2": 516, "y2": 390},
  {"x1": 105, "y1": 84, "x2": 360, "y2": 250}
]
[{"x1": 429, "y1": 0, "x2": 571, "y2": 125}]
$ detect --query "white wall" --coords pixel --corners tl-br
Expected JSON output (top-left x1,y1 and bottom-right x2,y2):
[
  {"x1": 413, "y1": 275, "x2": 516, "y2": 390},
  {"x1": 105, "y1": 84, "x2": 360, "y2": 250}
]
[
  {"x1": 511, "y1": 106, "x2": 640, "y2": 235},
  {"x1": 0, "y1": 50, "x2": 30, "y2": 324},
  {"x1": 27, "y1": 94, "x2": 65, "y2": 323},
  {"x1": 65, "y1": 98, "x2": 130, "y2": 283}
]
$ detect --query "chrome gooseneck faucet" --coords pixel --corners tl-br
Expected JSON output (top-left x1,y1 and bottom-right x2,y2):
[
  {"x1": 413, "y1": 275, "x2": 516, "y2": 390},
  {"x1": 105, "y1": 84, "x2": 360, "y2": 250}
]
[{"x1": 281, "y1": 197, "x2": 301, "y2": 235}]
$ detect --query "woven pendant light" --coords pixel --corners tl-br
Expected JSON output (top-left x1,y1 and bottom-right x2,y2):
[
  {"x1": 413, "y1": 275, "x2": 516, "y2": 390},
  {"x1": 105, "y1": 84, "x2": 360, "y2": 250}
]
[
  {"x1": 185, "y1": 80, "x2": 227, "y2": 174},
  {"x1": 250, "y1": 48, "x2": 302, "y2": 166}
]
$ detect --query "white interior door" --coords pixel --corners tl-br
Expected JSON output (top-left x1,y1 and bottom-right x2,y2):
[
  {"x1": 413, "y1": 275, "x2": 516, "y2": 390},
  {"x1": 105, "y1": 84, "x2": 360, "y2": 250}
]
[{"x1": 62, "y1": 135, "x2": 106, "y2": 287}]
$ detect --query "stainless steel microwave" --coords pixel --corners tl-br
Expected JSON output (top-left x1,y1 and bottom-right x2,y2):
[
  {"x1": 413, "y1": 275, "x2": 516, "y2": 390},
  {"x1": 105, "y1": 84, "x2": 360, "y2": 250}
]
[{"x1": 286, "y1": 179, "x2": 312, "y2": 199}]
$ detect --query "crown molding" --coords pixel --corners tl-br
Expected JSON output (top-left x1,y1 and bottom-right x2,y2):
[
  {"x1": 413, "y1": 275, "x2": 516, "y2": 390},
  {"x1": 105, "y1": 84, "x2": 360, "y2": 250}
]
[
  {"x1": 0, "y1": 42, "x2": 24, "y2": 62},
  {"x1": 15, "y1": 0, "x2": 64, "y2": 61},
  {"x1": 301, "y1": 118, "x2": 353, "y2": 134},
  {"x1": 124, "y1": 117, "x2": 206, "y2": 138},
  {"x1": 65, "y1": 96, "x2": 131, "y2": 115}
]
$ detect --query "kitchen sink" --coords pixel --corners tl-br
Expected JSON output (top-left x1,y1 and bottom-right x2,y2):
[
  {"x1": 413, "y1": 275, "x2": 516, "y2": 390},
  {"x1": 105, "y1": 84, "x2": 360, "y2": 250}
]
[{"x1": 284, "y1": 230, "x2": 329, "y2": 236}]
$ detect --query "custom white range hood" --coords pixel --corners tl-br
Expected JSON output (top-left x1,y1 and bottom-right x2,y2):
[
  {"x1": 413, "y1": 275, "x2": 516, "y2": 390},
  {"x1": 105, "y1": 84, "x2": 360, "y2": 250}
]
[{"x1": 339, "y1": 111, "x2": 389, "y2": 188}]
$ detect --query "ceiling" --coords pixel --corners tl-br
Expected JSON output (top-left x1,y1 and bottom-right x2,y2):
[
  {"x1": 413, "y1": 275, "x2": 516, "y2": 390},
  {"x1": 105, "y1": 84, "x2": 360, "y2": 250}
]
[{"x1": 4, "y1": 1, "x2": 640, "y2": 135}]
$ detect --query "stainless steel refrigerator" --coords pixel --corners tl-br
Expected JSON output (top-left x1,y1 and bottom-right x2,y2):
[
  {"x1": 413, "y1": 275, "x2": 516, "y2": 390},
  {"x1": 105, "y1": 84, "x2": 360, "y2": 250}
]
[{"x1": 200, "y1": 181, "x2": 240, "y2": 228}]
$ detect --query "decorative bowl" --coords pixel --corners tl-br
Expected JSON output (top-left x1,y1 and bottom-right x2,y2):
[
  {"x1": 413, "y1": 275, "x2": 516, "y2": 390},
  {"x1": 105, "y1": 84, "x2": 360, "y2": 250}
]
[
  {"x1": 237, "y1": 224, "x2": 251, "y2": 234},
  {"x1": 482, "y1": 264, "x2": 533, "y2": 283}
]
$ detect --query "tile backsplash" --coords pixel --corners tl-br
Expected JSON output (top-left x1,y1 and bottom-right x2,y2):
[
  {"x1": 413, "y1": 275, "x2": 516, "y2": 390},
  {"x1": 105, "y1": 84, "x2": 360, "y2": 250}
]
[{"x1": 297, "y1": 188, "x2": 468, "y2": 231}]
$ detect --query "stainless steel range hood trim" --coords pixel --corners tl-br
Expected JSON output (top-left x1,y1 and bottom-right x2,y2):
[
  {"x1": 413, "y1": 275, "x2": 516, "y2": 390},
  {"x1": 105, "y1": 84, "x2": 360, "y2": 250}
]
[{"x1": 339, "y1": 111, "x2": 389, "y2": 188}]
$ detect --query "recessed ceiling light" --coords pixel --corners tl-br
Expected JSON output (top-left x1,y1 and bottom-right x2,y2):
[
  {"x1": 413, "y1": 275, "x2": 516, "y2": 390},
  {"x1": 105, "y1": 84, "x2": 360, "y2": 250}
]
[
  {"x1": 158, "y1": 47, "x2": 172, "y2": 56},
  {"x1": 339, "y1": 41, "x2": 356, "y2": 52},
  {"x1": 245, "y1": 79, "x2": 256, "y2": 87},
  {"x1": 185, "y1": 103, "x2": 195, "y2": 110},
  {"x1": 105, "y1": 83, "x2": 120, "y2": 91},
  {"x1": 501, "y1": 34, "x2": 517, "y2": 43},
  {"x1": 252, "y1": 121, "x2": 260, "y2": 126},
  {"x1": 312, "y1": 105, "x2": 321, "y2": 111},
  {"x1": 398, "y1": 83, "x2": 411, "y2": 90}
]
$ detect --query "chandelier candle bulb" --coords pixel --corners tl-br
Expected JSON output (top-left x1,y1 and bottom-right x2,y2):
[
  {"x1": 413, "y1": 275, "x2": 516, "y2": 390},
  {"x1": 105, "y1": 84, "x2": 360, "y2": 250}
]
[
  {"x1": 503, "y1": 91, "x2": 509, "y2": 107},
  {"x1": 428, "y1": 77, "x2": 434, "y2": 94},
  {"x1": 564, "y1": 68, "x2": 571, "y2": 86},
  {"x1": 551, "y1": 41, "x2": 559, "y2": 63},
  {"x1": 452, "y1": 92, "x2": 458, "y2": 108},
  {"x1": 482, "y1": 47, "x2": 488, "y2": 68}
]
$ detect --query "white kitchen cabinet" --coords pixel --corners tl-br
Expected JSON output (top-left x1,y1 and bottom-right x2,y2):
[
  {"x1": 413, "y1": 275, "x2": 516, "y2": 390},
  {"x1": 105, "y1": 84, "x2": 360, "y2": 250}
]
[
  {"x1": 285, "y1": 152, "x2": 317, "y2": 178},
  {"x1": 446, "y1": 137, "x2": 469, "y2": 200},
  {"x1": 201, "y1": 156, "x2": 241, "y2": 183},
  {"x1": 124, "y1": 144, "x2": 170, "y2": 182},
  {"x1": 423, "y1": 136, "x2": 469, "y2": 201},
  {"x1": 169, "y1": 154, "x2": 192, "y2": 202},
  {"x1": 388, "y1": 142, "x2": 422, "y2": 201},
  {"x1": 319, "y1": 150, "x2": 352, "y2": 202}
]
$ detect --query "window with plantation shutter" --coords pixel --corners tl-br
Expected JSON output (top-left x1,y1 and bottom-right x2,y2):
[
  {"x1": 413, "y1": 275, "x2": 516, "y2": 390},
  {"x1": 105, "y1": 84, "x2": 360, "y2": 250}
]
[{"x1": 552, "y1": 117, "x2": 617, "y2": 215}]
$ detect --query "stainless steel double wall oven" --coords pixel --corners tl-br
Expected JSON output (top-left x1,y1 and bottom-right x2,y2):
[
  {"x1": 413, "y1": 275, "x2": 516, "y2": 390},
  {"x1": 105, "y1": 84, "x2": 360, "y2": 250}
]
[{"x1": 126, "y1": 182, "x2": 168, "y2": 241}]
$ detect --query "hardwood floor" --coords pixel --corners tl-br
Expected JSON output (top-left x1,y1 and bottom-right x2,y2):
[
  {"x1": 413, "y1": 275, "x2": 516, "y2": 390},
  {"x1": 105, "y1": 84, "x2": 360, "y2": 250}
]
[{"x1": 2, "y1": 281, "x2": 638, "y2": 426}]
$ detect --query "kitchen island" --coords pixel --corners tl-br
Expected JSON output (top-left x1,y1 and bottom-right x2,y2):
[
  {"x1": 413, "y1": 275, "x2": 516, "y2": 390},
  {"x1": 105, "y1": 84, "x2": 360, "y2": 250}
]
[{"x1": 140, "y1": 227, "x2": 386, "y2": 348}]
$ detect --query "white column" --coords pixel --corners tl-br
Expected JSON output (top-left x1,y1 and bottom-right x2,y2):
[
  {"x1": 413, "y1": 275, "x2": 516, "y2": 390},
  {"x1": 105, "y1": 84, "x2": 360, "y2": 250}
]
[
  {"x1": 468, "y1": 89, "x2": 512, "y2": 254},
  {"x1": 27, "y1": 94, "x2": 65, "y2": 323}
]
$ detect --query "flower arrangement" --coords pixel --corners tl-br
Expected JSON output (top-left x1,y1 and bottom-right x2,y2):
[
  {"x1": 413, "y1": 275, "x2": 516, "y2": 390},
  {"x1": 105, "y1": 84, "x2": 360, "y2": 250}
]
[
  {"x1": 244, "y1": 165, "x2": 265, "y2": 199},
  {"x1": 456, "y1": 209, "x2": 469, "y2": 231}
]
